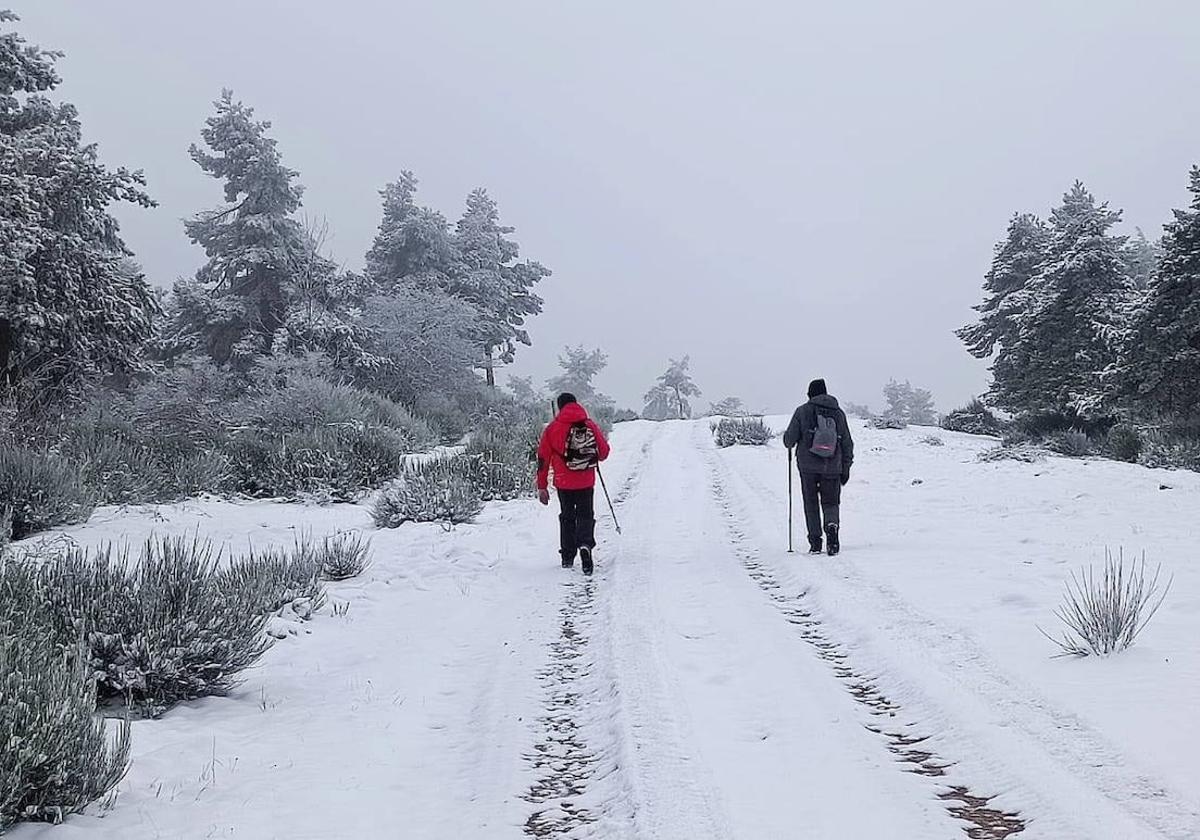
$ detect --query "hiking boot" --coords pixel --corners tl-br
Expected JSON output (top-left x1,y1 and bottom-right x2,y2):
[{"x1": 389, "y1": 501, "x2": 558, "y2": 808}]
[
  {"x1": 580, "y1": 547, "x2": 594, "y2": 576},
  {"x1": 825, "y1": 524, "x2": 840, "y2": 557},
  {"x1": 807, "y1": 541, "x2": 823, "y2": 555},
  {"x1": 561, "y1": 553, "x2": 575, "y2": 569}
]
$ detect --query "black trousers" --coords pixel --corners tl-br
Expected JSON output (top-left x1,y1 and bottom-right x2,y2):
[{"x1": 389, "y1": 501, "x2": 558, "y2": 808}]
[
  {"x1": 799, "y1": 473, "x2": 841, "y2": 546},
  {"x1": 557, "y1": 488, "x2": 596, "y2": 560}
]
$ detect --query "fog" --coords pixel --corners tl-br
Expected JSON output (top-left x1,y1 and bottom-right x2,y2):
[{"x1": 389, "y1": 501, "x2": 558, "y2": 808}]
[{"x1": 12, "y1": 1, "x2": 1200, "y2": 413}]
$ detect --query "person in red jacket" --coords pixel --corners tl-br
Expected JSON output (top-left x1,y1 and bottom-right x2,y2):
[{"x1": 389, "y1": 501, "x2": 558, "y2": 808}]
[{"x1": 537, "y1": 393, "x2": 611, "y2": 575}]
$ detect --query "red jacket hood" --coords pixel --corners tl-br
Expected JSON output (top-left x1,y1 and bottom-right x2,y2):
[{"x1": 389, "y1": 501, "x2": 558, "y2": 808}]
[{"x1": 555, "y1": 403, "x2": 590, "y2": 424}]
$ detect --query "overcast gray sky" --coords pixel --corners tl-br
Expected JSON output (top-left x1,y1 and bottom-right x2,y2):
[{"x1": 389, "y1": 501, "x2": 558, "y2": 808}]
[{"x1": 11, "y1": 1, "x2": 1200, "y2": 413}]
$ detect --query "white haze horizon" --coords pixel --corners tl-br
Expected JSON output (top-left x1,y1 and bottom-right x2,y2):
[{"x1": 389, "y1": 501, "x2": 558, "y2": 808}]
[{"x1": 12, "y1": 1, "x2": 1200, "y2": 414}]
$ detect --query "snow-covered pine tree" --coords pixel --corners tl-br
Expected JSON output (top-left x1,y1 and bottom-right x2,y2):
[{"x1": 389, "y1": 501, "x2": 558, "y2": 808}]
[
  {"x1": 1122, "y1": 227, "x2": 1160, "y2": 291},
  {"x1": 0, "y1": 11, "x2": 157, "y2": 399},
  {"x1": 957, "y1": 212, "x2": 1049, "y2": 361},
  {"x1": 1124, "y1": 166, "x2": 1200, "y2": 423},
  {"x1": 882, "y1": 379, "x2": 913, "y2": 423},
  {"x1": 645, "y1": 356, "x2": 701, "y2": 420},
  {"x1": 506, "y1": 375, "x2": 544, "y2": 406},
  {"x1": 641, "y1": 385, "x2": 677, "y2": 421},
  {"x1": 993, "y1": 183, "x2": 1136, "y2": 419},
  {"x1": 172, "y1": 91, "x2": 309, "y2": 367},
  {"x1": 547, "y1": 345, "x2": 607, "y2": 404},
  {"x1": 882, "y1": 380, "x2": 937, "y2": 425},
  {"x1": 907, "y1": 385, "x2": 937, "y2": 425},
  {"x1": 364, "y1": 171, "x2": 458, "y2": 293},
  {"x1": 450, "y1": 188, "x2": 548, "y2": 387}
]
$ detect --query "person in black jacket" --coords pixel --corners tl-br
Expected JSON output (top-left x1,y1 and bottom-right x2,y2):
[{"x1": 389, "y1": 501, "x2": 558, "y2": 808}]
[{"x1": 783, "y1": 378, "x2": 855, "y2": 556}]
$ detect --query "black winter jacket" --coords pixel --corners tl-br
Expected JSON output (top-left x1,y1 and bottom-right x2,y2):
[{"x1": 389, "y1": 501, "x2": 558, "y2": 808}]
[{"x1": 783, "y1": 394, "x2": 855, "y2": 477}]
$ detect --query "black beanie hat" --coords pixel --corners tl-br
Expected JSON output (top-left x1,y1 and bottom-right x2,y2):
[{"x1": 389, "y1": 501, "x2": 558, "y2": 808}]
[
  {"x1": 807, "y1": 379, "x2": 827, "y2": 398},
  {"x1": 556, "y1": 392, "x2": 577, "y2": 411}
]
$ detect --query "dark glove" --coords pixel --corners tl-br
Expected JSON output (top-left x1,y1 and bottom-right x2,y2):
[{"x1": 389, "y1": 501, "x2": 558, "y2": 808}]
[{"x1": 840, "y1": 473, "x2": 850, "y2": 486}]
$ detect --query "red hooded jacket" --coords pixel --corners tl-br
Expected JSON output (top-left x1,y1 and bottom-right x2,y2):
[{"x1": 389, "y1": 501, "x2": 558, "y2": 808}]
[{"x1": 536, "y1": 402, "x2": 611, "y2": 491}]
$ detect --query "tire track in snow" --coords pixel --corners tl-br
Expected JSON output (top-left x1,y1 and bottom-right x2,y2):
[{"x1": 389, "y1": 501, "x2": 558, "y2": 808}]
[
  {"x1": 721, "y1": 436, "x2": 1200, "y2": 840},
  {"x1": 521, "y1": 434, "x2": 654, "y2": 838},
  {"x1": 703, "y1": 441, "x2": 1026, "y2": 840}
]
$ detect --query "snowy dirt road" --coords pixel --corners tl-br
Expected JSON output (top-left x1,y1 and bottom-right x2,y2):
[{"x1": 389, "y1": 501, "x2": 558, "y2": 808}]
[{"x1": 13, "y1": 419, "x2": 1200, "y2": 840}]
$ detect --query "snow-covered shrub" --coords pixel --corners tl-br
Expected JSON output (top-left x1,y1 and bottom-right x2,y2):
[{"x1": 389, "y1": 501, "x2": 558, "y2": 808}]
[
  {"x1": 463, "y1": 408, "x2": 543, "y2": 501},
  {"x1": 1138, "y1": 432, "x2": 1200, "y2": 472},
  {"x1": 1046, "y1": 430, "x2": 1092, "y2": 457},
  {"x1": 373, "y1": 459, "x2": 485, "y2": 529},
  {"x1": 708, "y1": 397, "x2": 747, "y2": 418},
  {"x1": 869, "y1": 416, "x2": 908, "y2": 430},
  {"x1": 843, "y1": 402, "x2": 873, "y2": 420},
  {"x1": 713, "y1": 417, "x2": 773, "y2": 447},
  {"x1": 611, "y1": 408, "x2": 640, "y2": 424},
  {"x1": 236, "y1": 369, "x2": 433, "y2": 451},
  {"x1": 1041, "y1": 549, "x2": 1171, "y2": 657},
  {"x1": 940, "y1": 399, "x2": 1002, "y2": 437},
  {"x1": 977, "y1": 444, "x2": 1045, "y2": 463},
  {"x1": 414, "y1": 391, "x2": 471, "y2": 444},
  {"x1": 920, "y1": 435, "x2": 944, "y2": 446},
  {"x1": 31, "y1": 538, "x2": 273, "y2": 716},
  {"x1": 316, "y1": 533, "x2": 372, "y2": 581},
  {"x1": 226, "y1": 541, "x2": 326, "y2": 617},
  {"x1": 226, "y1": 423, "x2": 412, "y2": 502},
  {"x1": 1103, "y1": 424, "x2": 1142, "y2": 463},
  {"x1": 1, "y1": 559, "x2": 130, "y2": 830},
  {"x1": 0, "y1": 446, "x2": 97, "y2": 540}
]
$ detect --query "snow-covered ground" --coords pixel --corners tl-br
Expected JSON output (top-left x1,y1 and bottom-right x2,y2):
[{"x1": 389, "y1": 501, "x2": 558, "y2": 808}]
[{"x1": 11, "y1": 418, "x2": 1200, "y2": 839}]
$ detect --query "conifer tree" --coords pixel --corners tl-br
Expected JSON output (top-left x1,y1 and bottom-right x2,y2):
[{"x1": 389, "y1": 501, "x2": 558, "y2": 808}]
[
  {"x1": 644, "y1": 356, "x2": 701, "y2": 420},
  {"x1": 998, "y1": 183, "x2": 1134, "y2": 418},
  {"x1": 173, "y1": 91, "x2": 308, "y2": 366},
  {"x1": 363, "y1": 171, "x2": 457, "y2": 293},
  {"x1": 450, "y1": 188, "x2": 548, "y2": 386},
  {"x1": 0, "y1": 11, "x2": 156, "y2": 398},
  {"x1": 1124, "y1": 166, "x2": 1200, "y2": 421},
  {"x1": 957, "y1": 213, "x2": 1049, "y2": 360}
]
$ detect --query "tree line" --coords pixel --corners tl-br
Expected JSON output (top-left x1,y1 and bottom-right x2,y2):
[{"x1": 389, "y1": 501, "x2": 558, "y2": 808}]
[
  {"x1": 959, "y1": 176, "x2": 1200, "y2": 438},
  {"x1": 1, "y1": 14, "x2": 547, "y2": 421}
]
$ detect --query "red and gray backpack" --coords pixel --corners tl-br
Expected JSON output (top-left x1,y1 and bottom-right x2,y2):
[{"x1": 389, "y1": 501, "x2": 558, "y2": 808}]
[
  {"x1": 564, "y1": 422, "x2": 599, "y2": 471},
  {"x1": 809, "y1": 412, "x2": 840, "y2": 459}
]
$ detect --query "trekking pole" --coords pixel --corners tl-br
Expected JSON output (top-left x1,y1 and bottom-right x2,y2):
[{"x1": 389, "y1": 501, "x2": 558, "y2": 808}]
[
  {"x1": 596, "y1": 464, "x2": 622, "y2": 535},
  {"x1": 787, "y1": 446, "x2": 794, "y2": 553}
]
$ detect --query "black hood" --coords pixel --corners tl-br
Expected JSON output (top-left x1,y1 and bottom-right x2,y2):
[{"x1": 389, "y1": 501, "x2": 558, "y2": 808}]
[{"x1": 808, "y1": 394, "x2": 840, "y2": 409}]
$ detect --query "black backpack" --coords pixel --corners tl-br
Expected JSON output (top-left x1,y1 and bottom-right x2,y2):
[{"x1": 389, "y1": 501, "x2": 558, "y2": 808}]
[{"x1": 564, "y1": 422, "x2": 599, "y2": 471}]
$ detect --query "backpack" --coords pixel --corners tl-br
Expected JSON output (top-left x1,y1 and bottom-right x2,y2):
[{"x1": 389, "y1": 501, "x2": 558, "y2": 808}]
[
  {"x1": 809, "y1": 412, "x2": 839, "y2": 459},
  {"x1": 564, "y1": 421, "x2": 599, "y2": 471}
]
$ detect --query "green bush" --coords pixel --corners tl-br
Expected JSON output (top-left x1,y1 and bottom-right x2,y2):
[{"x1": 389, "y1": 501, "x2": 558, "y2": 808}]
[
  {"x1": 941, "y1": 399, "x2": 1003, "y2": 437},
  {"x1": 0, "y1": 560, "x2": 130, "y2": 829},
  {"x1": 373, "y1": 458, "x2": 485, "y2": 528},
  {"x1": 0, "y1": 446, "x2": 97, "y2": 540}
]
